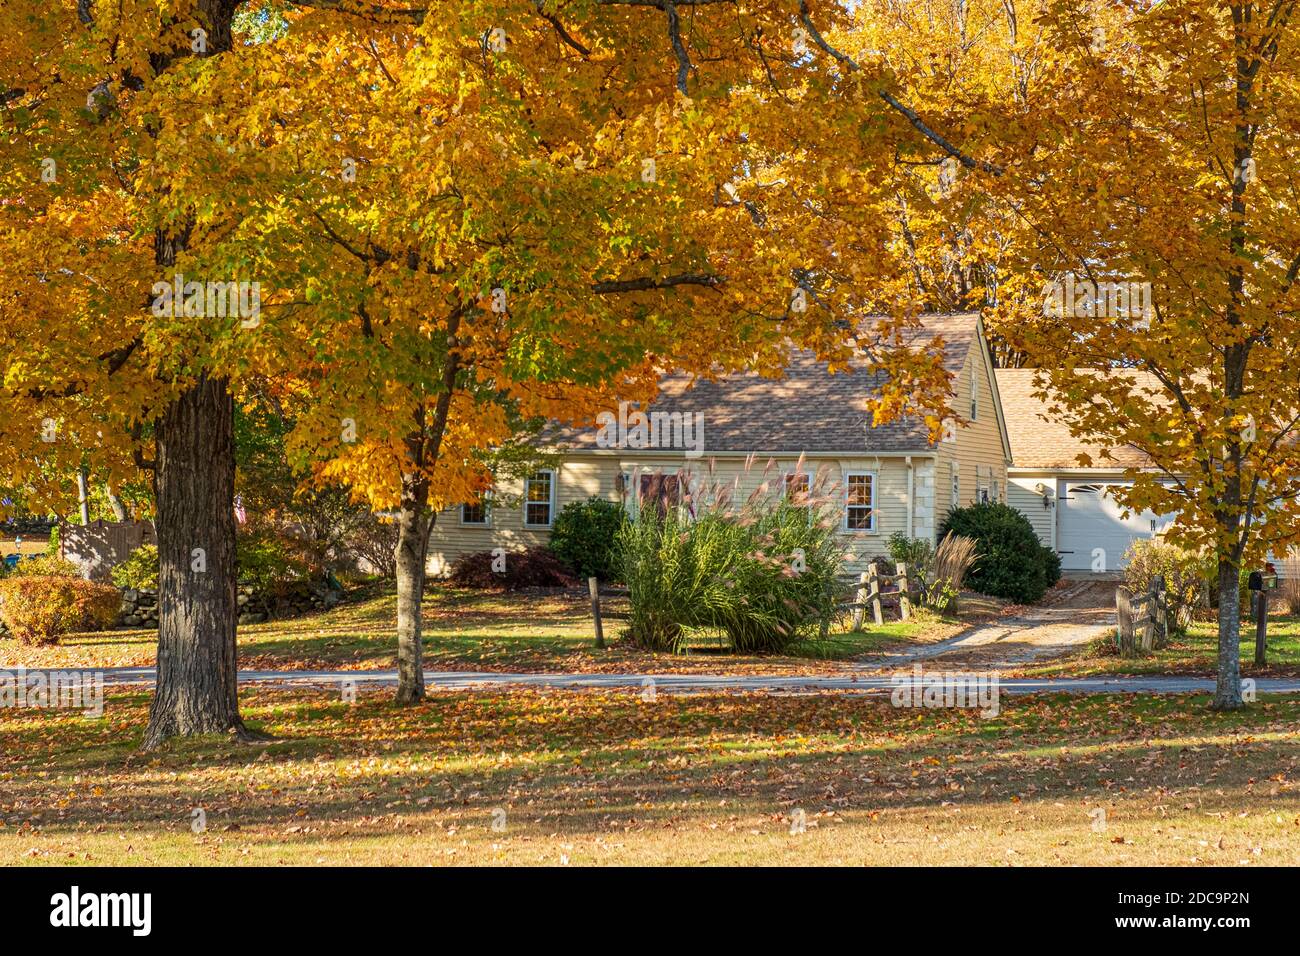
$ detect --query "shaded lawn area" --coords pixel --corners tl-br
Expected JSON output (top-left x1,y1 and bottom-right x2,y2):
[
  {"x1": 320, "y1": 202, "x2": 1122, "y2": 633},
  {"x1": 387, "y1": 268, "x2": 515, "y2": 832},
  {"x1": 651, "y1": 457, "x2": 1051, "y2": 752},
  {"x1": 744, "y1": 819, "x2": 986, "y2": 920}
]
[
  {"x1": 1025, "y1": 612, "x2": 1300, "y2": 678},
  {"x1": 2, "y1": 688, "x2": 1297, "y2": 866},
  {"x1": 1, "y1": 582, "x2": 976, "y2": 675}
]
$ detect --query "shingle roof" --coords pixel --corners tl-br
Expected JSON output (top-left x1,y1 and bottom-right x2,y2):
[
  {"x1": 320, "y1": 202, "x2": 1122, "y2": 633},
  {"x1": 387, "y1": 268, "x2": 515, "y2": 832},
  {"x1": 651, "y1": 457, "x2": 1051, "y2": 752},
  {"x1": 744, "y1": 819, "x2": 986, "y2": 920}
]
[
  {"x1": 995, "y1": 368, "x2": 1150, "y2": 470},
  {"x1": 551, "y1": 313, "x2": 979, "y2": 454}
]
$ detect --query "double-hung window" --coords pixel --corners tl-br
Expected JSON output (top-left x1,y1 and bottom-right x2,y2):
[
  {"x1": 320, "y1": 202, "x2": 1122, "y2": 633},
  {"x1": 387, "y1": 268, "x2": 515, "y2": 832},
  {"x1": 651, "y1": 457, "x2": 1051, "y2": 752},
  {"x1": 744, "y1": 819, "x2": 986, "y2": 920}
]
[
  {"x1": 524, "y1": 470, "x2": 556, "y2": 528},
  {"x1": 460, "y1": 499, "x2": 489, "y2": 526},
  {"x1": 844, "y1": 472, "x2": 875, "y2": 531}
]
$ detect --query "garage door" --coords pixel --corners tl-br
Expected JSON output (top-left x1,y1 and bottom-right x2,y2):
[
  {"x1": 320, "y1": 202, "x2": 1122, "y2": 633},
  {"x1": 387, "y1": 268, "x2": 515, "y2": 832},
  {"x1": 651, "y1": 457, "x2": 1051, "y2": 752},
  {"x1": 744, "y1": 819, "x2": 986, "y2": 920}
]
[{"x1": 1057, "y1": 481, "x2": 1163, "y2": 572}]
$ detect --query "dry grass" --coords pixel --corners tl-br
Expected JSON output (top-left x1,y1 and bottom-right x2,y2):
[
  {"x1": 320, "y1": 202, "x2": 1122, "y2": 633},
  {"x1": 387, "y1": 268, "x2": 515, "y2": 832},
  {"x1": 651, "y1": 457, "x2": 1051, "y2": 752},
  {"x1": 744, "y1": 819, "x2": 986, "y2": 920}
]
[{"x1": 3, "y1": 687, "x2": 1298, "y2": 866}]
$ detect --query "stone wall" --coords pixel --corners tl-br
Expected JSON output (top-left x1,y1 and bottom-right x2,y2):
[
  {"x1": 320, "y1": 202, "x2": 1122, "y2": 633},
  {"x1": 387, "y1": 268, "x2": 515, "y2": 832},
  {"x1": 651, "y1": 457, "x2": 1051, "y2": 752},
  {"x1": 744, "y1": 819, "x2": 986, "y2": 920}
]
[{"x1": 118, "y1": 581, "x2": 342, "y2": 628}]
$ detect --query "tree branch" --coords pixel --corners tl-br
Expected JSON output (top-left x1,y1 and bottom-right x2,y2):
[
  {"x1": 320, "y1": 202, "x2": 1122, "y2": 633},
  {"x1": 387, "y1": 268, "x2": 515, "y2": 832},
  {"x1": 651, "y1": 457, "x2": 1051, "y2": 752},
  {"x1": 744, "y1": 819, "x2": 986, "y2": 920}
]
[
  {"x1": 591, "y1": 273, "x2": 723, "y2": 293},
  {"x1": 665, "y1": 2, "x2": 692, "y2": 95},
  {"x1": 796, "y1": 1, "x2": 1003, "y2": 176}
]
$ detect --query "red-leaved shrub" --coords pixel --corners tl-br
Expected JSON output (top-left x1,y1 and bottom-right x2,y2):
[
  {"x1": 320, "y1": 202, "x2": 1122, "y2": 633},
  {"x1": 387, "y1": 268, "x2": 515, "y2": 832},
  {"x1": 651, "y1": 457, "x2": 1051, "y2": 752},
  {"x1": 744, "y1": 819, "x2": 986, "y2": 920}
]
[
  {"x1": 446, "y1": 547, "x2": 578, "y2": 590},
  {"x1": 0, "y1": 575, "x2": 121, "y2": 645}
]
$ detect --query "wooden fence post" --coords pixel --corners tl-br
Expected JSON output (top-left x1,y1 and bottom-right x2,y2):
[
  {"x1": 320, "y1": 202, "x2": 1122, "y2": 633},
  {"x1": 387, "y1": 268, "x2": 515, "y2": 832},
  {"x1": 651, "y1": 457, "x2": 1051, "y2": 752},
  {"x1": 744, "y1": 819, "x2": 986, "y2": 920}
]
[
  {"x1": 868, "y1": 563, "x2": 884, "y2": 627},
  {"x1": 1139, "y1": 595, "x2": 1155, "y2": 654},
  {"x1": 1151, "y1": 574, "x2": 1167, "y2": 650},
  {"x1": 588, "y1": 576, "x2": 605, "y2": 649},
  {"x1": 897, "y1": 562, "x2": 911, "y2": 621},
  {"x1": 1116, "y1": 585, "x2": 1135, "y2": 657},
  {"x1": 851, "y1": 571, "x2": 870, "y2": 632},
  {"x1": 1255, "y1": 591, "x2": 1268, "y2": 666}
]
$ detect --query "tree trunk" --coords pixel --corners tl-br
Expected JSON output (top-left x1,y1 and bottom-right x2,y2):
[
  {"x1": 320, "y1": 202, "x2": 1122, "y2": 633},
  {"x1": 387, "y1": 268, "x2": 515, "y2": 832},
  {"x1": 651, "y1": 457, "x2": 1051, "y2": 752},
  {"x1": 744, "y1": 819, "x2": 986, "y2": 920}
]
[
  {"x1": 143, "y1": 375, "x2": 248, "y2": 748},
  {"x1": 105, "y1": 485, "x2": 128, "y2": 521},
  {"x1": 1212, "y1": 558, "x2": 1244, "y2": 710},
  {"x1": 394, "y1": 473, "x2": 433, "y2": 705}
]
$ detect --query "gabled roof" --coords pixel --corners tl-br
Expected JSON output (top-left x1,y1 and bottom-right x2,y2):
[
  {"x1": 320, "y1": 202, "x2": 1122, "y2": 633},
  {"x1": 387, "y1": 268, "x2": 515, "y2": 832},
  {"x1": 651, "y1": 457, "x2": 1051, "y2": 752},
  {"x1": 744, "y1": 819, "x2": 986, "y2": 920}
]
[
  {"x1": 553, "y1": 313, "x2": 982, "y2": 454},
  {"x1": 995, "y1": 368, "x2": 1150, "y2": 470}
]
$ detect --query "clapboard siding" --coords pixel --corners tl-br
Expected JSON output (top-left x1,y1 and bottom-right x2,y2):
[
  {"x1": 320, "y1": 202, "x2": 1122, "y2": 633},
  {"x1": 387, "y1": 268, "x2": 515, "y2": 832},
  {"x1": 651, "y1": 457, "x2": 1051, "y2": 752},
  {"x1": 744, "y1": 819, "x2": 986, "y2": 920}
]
[
  {"x1": 426, "y1": 454, "x2": 927, "y2": 576},
  {"x1": 936, "y1": 342, "x2": 1011, "y2": 517},
  {"x1": 1008, "y1": 475, "x2": 1054, "y2": 549},
  {"x1": 426, "y1": 460, "x2": 616, "y2": 576}
]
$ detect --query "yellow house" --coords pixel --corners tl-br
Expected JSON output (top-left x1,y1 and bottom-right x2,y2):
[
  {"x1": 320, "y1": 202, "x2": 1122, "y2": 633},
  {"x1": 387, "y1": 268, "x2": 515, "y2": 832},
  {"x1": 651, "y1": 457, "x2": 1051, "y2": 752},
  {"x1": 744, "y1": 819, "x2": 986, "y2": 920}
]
[{"x1": 426, "y1": 313, "x2": 1013, "y2": 576}]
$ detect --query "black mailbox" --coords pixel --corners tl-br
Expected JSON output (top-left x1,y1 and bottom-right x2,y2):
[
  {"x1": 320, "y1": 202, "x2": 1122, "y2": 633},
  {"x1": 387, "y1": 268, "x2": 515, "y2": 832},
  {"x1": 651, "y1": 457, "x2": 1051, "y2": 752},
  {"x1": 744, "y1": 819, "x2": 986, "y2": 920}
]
[{"x1": 1248, "y1": 571, "x2": 1264, "y2": 591}]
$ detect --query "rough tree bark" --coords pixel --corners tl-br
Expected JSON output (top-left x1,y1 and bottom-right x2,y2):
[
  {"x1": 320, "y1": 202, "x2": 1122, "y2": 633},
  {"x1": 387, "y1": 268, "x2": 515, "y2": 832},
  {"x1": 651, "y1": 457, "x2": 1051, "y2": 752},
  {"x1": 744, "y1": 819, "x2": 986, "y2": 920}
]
[
  {"x1": 394, "y1": 470, "x2": 433, "y2": 705},
  {"x1": 143, "y1": 374, "x2": 248, "y2": 747},
  {"x1": 392, "y1": 320, "x2": 461, "y2": 705},
  {"x1": 1212, "y1": 557, "x2": 1244, "y2": 710},
  {"x1": 139, "y1": 0, "x2": 248, "y2": 748}
]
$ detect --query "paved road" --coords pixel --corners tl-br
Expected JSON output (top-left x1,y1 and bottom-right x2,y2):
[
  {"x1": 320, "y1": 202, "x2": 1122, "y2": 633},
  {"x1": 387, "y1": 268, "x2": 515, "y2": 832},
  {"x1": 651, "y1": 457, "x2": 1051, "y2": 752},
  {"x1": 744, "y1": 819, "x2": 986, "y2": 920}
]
[{"x1": 10, "y1": 666, "x2": 1300, "y2": 696}]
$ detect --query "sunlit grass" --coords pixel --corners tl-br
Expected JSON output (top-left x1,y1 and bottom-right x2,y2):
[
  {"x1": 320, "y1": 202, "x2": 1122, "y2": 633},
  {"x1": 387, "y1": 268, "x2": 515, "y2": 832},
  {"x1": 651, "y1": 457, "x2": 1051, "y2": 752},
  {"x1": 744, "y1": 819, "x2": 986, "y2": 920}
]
[
  {"x1": 1028, "y1": 612, "x2": 1300, "y2": 677},
  {"x1": 1, "y1": 582, "x2": 962, "y2": 674},
  {"x1": 2, "y1": 688, "x2": 1297, "y2": 866}
]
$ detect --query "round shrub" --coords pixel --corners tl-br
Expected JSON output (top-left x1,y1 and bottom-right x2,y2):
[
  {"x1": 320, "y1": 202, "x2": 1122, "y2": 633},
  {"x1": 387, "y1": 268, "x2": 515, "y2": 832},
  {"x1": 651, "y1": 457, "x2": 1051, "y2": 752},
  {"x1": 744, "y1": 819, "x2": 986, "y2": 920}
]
[
  {"x1": 939, "y1": 502, "x2": 1049, "y2": 603},
  {"x1": 7, "y1": 555, "x2": 79, "y2": 578},
  {"x1": 1041, "y1": 546, "x2": 1062, "y2": 589},
  {"x1": 0, "y1": 575, "x2": 121, "y2": 645},
  {"x1": 548, "y1": 497, "x2": 627, "y2": 582},
  {"x1": 238, "y1": 533, "x2": 318, "y2": 595},
  {"x1": 111, "y1": 544, "x2": 159, "y2": 591}
]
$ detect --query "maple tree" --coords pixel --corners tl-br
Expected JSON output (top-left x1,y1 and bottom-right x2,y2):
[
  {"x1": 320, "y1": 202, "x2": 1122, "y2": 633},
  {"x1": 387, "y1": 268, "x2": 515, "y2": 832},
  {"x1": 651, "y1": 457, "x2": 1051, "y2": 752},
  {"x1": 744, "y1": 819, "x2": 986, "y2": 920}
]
[
  {"x1": 2, "y1": 0, "x2": 981, "y2": 732},
  {"x1": 939, "y1": 0, "x2": 1300, "y2": 709}
]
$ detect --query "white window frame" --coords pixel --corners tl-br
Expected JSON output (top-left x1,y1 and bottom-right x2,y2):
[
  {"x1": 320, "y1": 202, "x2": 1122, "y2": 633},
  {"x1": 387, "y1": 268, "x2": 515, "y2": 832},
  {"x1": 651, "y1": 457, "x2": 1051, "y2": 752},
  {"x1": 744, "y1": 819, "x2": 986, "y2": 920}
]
[
  {"x1": 951, "y1": 463, "x2": 960, "y2": 509},
  {"x1": 459, "y1": 497, "x2": 490, "y2": 527},
  {"x1": 843, "y1": 471, "x2": 876, "y2": 533},
  {"x1": 970, "y1": 370, "x2": 979, "y2": 422},
  {"x1": 523, "y1": 469, "x2": 557, "y2": 529}
]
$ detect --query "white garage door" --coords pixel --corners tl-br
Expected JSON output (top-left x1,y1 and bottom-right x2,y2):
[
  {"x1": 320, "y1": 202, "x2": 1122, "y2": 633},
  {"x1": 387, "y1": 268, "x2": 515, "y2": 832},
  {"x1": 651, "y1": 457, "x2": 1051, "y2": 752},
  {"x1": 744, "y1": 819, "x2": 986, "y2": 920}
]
[{"x1": 1057, "y1": 481, "x2": 1163, "y2": 572}]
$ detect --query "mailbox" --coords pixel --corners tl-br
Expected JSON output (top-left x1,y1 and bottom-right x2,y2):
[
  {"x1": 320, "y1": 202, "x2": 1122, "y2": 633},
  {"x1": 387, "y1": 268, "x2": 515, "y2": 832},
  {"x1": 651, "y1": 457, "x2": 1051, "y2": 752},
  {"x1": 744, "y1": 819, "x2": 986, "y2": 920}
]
[{"x1": 1248, "y1": 571, "x2": 1264, "y2": 591}]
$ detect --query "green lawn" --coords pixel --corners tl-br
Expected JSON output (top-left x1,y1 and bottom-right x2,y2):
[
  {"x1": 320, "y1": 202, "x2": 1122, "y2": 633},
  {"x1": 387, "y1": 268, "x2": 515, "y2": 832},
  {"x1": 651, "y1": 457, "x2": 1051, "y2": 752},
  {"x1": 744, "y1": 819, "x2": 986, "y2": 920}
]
[
  {"x1": 3, "y1": 687, "x2": 1297, "y2": 866},
  {"x1": 1027, "y1": 611, "x2": 1300, "y2": 677},
  {"x1": 1, "y1": 582, "x2": 968, "y2": 675}
]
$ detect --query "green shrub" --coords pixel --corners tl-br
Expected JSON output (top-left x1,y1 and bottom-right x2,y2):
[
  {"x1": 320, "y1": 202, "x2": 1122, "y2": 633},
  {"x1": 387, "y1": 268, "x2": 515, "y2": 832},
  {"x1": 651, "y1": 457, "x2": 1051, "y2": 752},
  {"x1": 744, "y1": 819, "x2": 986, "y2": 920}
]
[
  {"x1": 0, "y1": 575, "x2": 121, "y2": 645},
  {"x1": 1041, "y1": 546, "x2": 1062, "y2": 589},
  {"x1": 7, "y1": 555, "x2": 80, "y2": 578},
  {"x1": 237, "y1": 533, "x2": 316, "y2": 595},
  {"x1": 939, "y1": 502, "x2": 1049, "y2": 603},
  {"x1": 111, "y1": 544, "x2": 159, "y2": 591},
  {"x1": 618, "y1": 467, "x2": 845, "y2": 654},
  {"x1": 549, "y1": 497, "x2": 627, "y2": 582},
  {"x1": 886, "y1": 532, "x2": 934, "y2": 600},
  {"x1": 1123, "y1": 539, "x2": 1211, "y2": 633}
]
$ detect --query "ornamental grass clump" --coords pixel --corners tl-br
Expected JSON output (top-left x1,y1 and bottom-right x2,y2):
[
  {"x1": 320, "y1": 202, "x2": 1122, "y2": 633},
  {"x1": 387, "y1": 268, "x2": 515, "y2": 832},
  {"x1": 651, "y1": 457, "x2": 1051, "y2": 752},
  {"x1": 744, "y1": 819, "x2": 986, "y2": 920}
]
[{"x1": 618, "y1": 456, "x2": 847, "y2": 654}]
